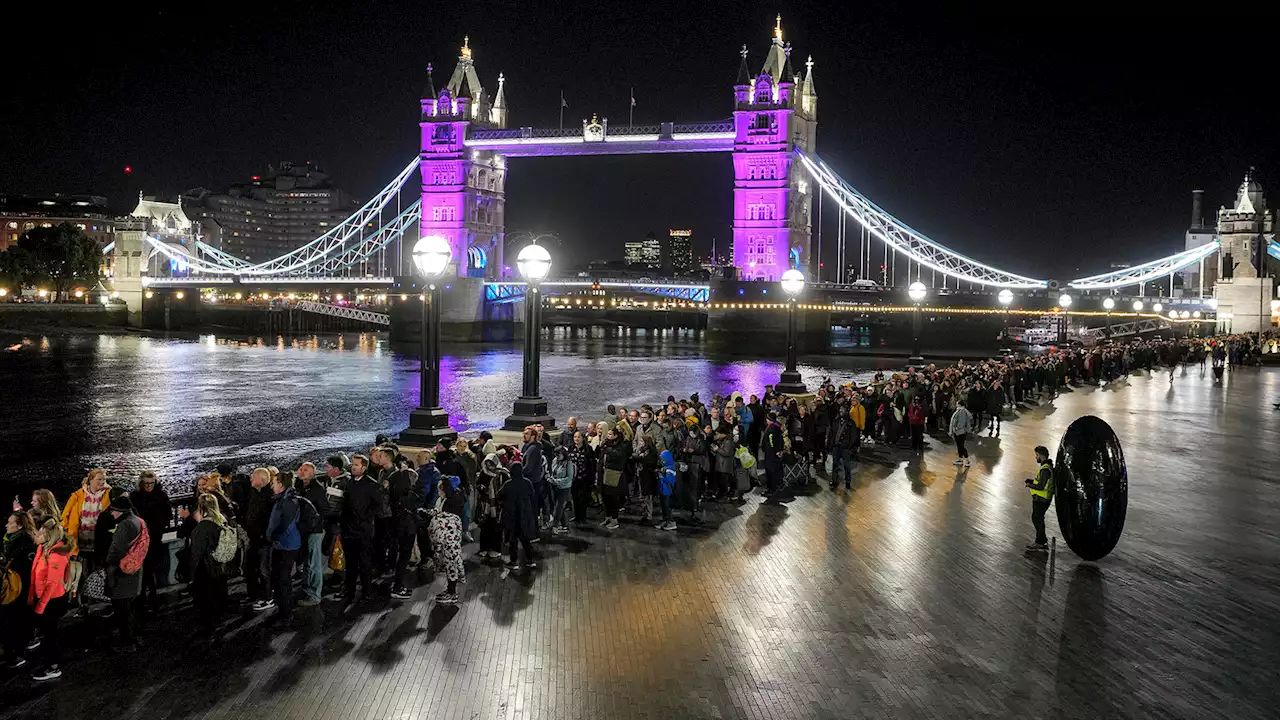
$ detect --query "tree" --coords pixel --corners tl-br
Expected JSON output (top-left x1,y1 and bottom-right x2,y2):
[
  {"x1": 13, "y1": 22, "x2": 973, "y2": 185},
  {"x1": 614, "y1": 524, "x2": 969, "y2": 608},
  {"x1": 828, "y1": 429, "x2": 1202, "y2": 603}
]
[
  {"x1": 0, "y1": 244, "x2": 35, "y2": 293},
  {"x1": 13, "y1": 223, "x2": 101, "y2": 300}
]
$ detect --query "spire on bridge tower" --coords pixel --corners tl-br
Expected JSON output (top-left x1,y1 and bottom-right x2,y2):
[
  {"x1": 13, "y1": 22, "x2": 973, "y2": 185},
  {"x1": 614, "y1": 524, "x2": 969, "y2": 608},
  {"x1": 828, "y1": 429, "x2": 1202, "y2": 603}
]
[
  {"x1": 421, "y1": 63, "x2": 436, "y2": 99},
  {"x1": 799, "y1": 55, "x2": 817, "y2": 117},
  {"x1": 490, "y1": 72, "x2": 508, "y2": 128},
  {"x1": 761, "y1": 15, "x2": 788, "y2": 80},
  {"x1": 734, "y1": 45, "x2": 751, "y2": 105}
]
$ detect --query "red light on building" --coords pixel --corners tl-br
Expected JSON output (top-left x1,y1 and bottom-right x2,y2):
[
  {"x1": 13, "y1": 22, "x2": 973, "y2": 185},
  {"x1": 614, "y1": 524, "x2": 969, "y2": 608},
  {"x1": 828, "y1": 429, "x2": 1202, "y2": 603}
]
[
  {"x1": 251, "y1": 175, "x2": 261, "y2": 181},
  {"x1": 124, "y1": 165, "x2": 132, "y2": 174}
]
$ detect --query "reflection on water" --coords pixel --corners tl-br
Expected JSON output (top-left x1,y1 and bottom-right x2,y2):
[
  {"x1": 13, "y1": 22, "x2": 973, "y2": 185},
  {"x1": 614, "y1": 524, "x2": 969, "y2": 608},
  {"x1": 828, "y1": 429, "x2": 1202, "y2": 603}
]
[{"x1": 1, "y1": 329, "x2": 905, "y2": 494}]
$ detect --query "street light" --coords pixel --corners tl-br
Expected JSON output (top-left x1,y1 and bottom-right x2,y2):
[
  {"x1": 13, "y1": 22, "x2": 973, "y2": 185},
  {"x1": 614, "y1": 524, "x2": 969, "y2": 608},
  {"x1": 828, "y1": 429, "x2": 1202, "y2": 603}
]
[
  {"x1": 776, "y1": 269, "x2": 808, "y2": 394},
  {"x1": 504, "y1": 242, "x2": 556, "y2": 430},
  {"x1": 1058, "y1": 294, "x2": 1072, "y2": 343},
  {"x1": 998, "y1": 289, "x2": 1013, "y2": 351},
  {"x1": 1102, "y1": 297, "x2": 1114, "y2": 340},
  {"x1": 1152, "y1": 302, "x2": 1163, "y2": 313},
  {"x1": 1132, "y1": 300, "x2": 1144, "y2": 312},
  {"x1": 907, "y1": 281, "x2": 927, "y2": 365},
  {"x1": 1206, "y1": 297, "x2": 1218, "y2": 310},
  {"x1": 399, "y1": 235, "x2": 457, "y2": 447}
]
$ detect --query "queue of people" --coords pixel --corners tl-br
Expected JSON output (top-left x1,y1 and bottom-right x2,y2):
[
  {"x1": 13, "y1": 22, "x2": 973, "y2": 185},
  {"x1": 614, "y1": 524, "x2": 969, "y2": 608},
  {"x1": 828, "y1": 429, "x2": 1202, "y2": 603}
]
[{"x1": 1, "y1": 331, "x2": 1269, "y2": 683}]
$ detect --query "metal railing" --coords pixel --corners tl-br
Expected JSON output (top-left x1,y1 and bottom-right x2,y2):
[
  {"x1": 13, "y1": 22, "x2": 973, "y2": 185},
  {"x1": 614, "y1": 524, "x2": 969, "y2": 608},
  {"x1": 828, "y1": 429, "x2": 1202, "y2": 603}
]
[{"x1": 293, "y1": 300, "x2": 390, "y2": 325}]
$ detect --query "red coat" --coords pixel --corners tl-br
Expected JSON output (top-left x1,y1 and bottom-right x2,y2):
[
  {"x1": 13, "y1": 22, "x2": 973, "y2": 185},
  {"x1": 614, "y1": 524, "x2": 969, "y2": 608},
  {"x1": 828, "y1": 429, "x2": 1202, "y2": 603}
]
[
  {"x1": 28, "y1": 539, "x2": 71, "y2": 614},
  {"x1": 907, "y1": 405, "x2": 928, "y2": 426}
]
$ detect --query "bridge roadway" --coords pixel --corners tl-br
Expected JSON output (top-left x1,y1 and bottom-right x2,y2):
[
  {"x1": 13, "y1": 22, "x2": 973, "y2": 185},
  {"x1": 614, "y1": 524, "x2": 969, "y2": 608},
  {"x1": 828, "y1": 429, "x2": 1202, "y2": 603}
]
[{"x1": 3, "y1": 367, "x2": 1276, "y2": 719}]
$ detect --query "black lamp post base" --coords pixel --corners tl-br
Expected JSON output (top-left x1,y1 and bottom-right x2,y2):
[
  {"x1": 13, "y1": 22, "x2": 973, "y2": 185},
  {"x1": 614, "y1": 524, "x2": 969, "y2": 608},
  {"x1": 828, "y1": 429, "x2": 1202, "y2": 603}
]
[
  {"x1": 398, "y1": 406, "x2": 457, "y2": 448},
  {"x1": 775, "y1": 370, "x2": 807, "y2": 396},
  {"x1": 503, "y1": 396, "x2": 556, "y2": 432}
]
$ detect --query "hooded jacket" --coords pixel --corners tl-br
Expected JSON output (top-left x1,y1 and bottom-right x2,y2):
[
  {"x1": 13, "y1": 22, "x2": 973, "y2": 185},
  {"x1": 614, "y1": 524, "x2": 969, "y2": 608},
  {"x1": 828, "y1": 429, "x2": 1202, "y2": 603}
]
[
  {"x1": 28, "y1": 538, "x2": 71, "y2": 613},
  {"x1": 658, "y1": 450, "x2": 677, "y2": 497}
]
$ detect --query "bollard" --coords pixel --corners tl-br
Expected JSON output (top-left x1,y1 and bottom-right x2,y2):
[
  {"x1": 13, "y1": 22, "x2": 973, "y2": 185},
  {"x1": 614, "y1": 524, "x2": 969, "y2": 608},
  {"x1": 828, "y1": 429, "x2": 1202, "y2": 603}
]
[{"x1": 1049, "y1": 536, "x2": 1057, "y2": 584}]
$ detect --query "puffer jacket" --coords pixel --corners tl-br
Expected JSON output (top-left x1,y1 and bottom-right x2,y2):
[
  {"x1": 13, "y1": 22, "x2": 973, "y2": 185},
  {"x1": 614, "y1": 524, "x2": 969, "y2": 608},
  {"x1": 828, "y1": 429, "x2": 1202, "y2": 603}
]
[{"x1": 28, "y1": 539, "x2": 71, "y2": 614}]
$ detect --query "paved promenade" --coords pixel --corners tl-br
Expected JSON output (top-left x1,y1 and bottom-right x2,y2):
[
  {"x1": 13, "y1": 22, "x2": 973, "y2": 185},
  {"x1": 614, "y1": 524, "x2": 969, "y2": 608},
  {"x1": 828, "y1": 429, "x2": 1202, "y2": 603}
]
[{"x1": 3, "y1": 365, "x2": 1279, "y2": 719}]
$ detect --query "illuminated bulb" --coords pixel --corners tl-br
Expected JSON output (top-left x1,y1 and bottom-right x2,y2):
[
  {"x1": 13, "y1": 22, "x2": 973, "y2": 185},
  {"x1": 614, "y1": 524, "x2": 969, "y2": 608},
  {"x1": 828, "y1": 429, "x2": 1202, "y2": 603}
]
[
  {"x1": 38, "y1": 289, "x2": 49, "y2": 297},
  {"x1": 145, "y1": 291, "x2": 154, "y2": 299},
  {"x1": 1132, "y1": 300, "x2": 1143, "y2": 312},
  {"x1": 111, "y1": 291, "x2": 119, "y2": 298},
  {"x1": 1152, "y1": 302, "x2": 1163, "y2": 313},
  {"x1": 234, "y1": 292, "x2": 242, "y2": 300},
  {"x1": 74, "y1": 290, "x2": 84, "y2": 298},
  {"x1": 335, "y1": 294, "x2": 343, "y2": 301},
  {"x1": 176, "y1": 291, "x2": 185, "y2": 299}
]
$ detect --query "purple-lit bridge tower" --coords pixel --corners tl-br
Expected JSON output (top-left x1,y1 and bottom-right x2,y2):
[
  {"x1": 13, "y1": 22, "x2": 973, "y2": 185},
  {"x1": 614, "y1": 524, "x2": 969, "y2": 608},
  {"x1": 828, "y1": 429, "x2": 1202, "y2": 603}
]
[{"x1": 418, "y1": 18, "x2": 818, "y2": 282}]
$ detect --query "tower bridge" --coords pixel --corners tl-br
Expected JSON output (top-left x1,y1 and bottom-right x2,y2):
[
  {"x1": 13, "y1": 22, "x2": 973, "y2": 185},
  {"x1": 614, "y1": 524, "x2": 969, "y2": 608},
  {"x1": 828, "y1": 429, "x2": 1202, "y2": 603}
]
[{"x1": 108, "y1": 18, "x2": 1274, "y2": 334}]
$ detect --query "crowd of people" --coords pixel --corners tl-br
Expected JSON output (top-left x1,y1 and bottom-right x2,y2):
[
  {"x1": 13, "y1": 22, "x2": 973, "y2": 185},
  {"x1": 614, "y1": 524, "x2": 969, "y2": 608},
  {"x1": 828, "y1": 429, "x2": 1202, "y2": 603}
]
[{"x1": 1, "y1": 331, "x2": 1272, "y2": 683}]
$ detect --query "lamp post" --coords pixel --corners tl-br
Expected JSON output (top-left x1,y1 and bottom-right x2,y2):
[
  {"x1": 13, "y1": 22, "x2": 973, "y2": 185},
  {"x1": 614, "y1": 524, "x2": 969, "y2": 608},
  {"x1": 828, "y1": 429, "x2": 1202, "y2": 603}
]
[
  {"x1": 998, "y1": 288, "x2": 1013, "y2": 350},
  {"x1": 504, "y1": 242, "x2": 556, "y2": 430},
  {"x1": 908, "y1": 281, "x2": 927, "y2": 365},
  {"x1": 1058, "y1": 294, "x2": 1072, "y2": 343},
  {"x1": 1102, "y1": 297, "x2": 1114, "y2": 341},
  {"x1": 776, "y1": 269, "x2": 808, "y2": 395},
  {"x1": 398, "y1": 235, "x2": 457, "y2": 448}
]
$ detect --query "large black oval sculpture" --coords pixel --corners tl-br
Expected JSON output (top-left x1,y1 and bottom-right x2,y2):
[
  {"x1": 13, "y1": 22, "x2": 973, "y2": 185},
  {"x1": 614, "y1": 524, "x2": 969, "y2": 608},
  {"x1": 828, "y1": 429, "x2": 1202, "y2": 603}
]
[{"x1": 1054, "y1": 415, "x2": 1128, "y2": 561}]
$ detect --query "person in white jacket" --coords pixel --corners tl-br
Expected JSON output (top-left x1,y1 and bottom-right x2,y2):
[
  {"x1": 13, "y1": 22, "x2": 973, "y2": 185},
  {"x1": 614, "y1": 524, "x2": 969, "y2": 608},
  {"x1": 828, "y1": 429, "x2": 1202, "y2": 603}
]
[{"x1": 949, "y1": 400, "x2": 973, "y2": 467}]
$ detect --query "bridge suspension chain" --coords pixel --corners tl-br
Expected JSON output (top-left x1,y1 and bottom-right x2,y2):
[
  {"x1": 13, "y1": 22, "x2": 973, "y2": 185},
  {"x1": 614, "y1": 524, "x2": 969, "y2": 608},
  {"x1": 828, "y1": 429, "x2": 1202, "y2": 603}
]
[
  {"x1": 796, "y1": 150, "x2": 1049, "y2": 289},
  {"x1": 1066, "y1": 240, "x2": 1220, "y2": 290}
]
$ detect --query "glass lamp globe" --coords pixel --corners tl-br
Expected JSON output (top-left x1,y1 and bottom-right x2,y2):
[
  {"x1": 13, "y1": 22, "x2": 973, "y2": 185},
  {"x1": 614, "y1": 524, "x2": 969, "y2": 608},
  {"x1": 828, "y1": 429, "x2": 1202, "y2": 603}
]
[
  {"x1": 1059, "y1": 294, "x2": 1072, "y2": 308},
  {"x1": 1192, "y1": 310, "x2": 1201, "y2": 319},
  {"x1": 780, "y1": 269, "x2": 806, "y2": 296},
  {"x1": 998, "y1": 288, "x2": 1013, "y2": 306},
  {"x1": 1102, "y1": 297, "x2": 1115, "y2": 310},
  {"x1": 1206, "y1": 297, "x2": 1218, "y2": 309},
  {"x1": 908, "y1": 281, "x2": 927, "y2": 302},
  {"x1": 1132, "y1": 300, "x2": 1144, "y2": 312},
  {"x1": 517, "y1": 243, "x2": 552, "y2": 283},
  {"x1": 412, "y1": 235, "x2": 452, "y2": 278},
  {"x1": 1152, "y1": 302, "x2": 1163, "y2": 313}
]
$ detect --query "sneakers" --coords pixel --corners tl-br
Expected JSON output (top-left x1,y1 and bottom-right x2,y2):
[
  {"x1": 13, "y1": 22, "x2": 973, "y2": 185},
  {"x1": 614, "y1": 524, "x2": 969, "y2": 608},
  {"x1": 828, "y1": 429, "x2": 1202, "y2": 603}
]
[
  {"x1": 251, "y1": 599, "x2": 276, "y2": 612},
  {"x1": 604, "y1": 519, "x2": 619, "y2": 530},
  {"x1": 550, "y1": 526, "x2": 565, "y2": 536},
  {"x1": 390, "y1": 586, "x2": 412, "y2": 600},
  {"x1": 5, "y1": 656, "x2": 27, "y2": 670},
  {"x1": 25, "y1": 638, "x2": 40, "y2": 652},
  {"x1": 435, "y1": 591, "x2": 459, "y2": 605},
  {"x1": 953, "y1": 459, "x2": 965, "y2": 466},
  {"x1": 297, "y1": 597, "x2": 320, "y2": 607},
  {"x1": 1026, "y1": 542, "x2": 1049, "y2": 551},
  {"x1": 324, "y1": 591, "x2": 345, "y2": 602},
  {"x1": 505, "y1": 560, "x2": 519, "y2": 570},
  {"x1": 525, "y1": 560, "x2": 538, "y2": 570},
  {"x1": 597, "y1": 518, "x2": 610, "y2": 527},
  {"x1": 31, "y1": 665, "x2": 61, "y2": 682},
  {"x1": 660, "y1": 521, "x2": 677, "y2": 531}
]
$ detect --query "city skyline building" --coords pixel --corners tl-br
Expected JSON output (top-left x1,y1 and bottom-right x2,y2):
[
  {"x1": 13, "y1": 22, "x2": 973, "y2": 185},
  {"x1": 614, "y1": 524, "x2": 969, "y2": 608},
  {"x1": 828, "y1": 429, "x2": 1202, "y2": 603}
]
[
  {"x1": 0, "y1": 194, "x2": 114, "y2": 251},
  {"x1": 668, "y1": 228, "x2": 693, "y2": 275},
  {"x1": 181, "y1": 161, "x2": 359, "y2": 263}
]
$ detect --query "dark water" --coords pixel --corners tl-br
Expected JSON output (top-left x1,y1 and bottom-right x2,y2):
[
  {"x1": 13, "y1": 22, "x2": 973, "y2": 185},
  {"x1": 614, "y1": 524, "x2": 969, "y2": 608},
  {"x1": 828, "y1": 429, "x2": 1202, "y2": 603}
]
[{"x1": 0, "y1": 328, "x2": 909, "y2": 496}]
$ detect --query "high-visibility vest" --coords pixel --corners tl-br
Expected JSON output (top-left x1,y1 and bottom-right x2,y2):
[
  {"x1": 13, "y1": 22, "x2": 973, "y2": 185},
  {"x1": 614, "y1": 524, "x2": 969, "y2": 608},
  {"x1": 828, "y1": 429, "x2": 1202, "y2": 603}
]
[{"x1": 1029, "y1": 462, "x2": 1053, "y2": 500}]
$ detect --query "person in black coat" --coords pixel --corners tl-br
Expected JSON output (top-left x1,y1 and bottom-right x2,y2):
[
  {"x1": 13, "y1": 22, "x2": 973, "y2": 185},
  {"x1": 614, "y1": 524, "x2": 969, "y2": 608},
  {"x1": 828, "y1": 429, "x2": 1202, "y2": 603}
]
[
  {"x1": 340, "y1": 455, "x2": 382, "y2": 611},
  {"x1": 129, "y1": 471, "x2": 171, "y2": 609},
  {"x1": 186, "y1": 494, "x2": 229, "y2": 625},
  {"x1": 2, "y1": 510, "x2": 36, "y2": 668},
  {"x1": 498, "y1": 461, "x2": 538, "y2": 569},
  {"x1": 241, "y1": 469, "x2": 275, "y2": 606}
]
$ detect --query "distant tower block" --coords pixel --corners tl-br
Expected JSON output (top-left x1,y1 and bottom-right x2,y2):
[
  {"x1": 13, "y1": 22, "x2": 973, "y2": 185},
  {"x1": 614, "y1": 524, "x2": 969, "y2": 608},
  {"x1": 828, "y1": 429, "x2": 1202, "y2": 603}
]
[
  {"x1": 419, "y1": 37, "x2": 507, "y2": 279},
  {"x1": 1214, "y1": 169, "x2": 1275, "y2": 332},
  {"x1": 731, "y1": 16, "x2": 817, "y2": 282}
]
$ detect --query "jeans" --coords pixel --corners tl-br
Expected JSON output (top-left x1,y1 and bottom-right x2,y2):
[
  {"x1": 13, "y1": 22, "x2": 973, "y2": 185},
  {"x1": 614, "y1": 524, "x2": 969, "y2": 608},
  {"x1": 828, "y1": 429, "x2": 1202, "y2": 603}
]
[
  {"x1": 831, "y1": 446, "x2": 850, "y2": 485},
  {"x1": 300, "y1": 533, "x2": 324, "y2": 602},
  {"x1": 342, "y1": 534, "x2": 375, "y2": 603},
  {"x1": 1031, "y1": 498, "x2": 1051, "y2": 545},
  {"x1": 245, "y1": 540, "x2": 269, "y2": 602},
  {"x1": 658, "y1": 494, "x2": 672, "y2": 523},
  {"x1": 271, "y1": 548, "x2": 298, "y2": 616},
  {"x1": 551, "y1": 487, "x2": 571, "y2": 528}
]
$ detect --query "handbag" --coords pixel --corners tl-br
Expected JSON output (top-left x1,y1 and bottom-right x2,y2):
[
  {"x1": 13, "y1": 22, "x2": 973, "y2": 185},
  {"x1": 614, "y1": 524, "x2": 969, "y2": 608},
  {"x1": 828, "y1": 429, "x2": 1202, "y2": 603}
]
[
  {"x1": 0, "y1": 565, "x2": 20, "y2": 605},
  {"x1": 603, "y1": 468, "x2": 622, "y2": 488},
  {"x1": 83, "y1": 568, "x2": 109, "y2": 603},
  {"x1": 328, "y1": 536, "x2": 346, "y2": 571}
]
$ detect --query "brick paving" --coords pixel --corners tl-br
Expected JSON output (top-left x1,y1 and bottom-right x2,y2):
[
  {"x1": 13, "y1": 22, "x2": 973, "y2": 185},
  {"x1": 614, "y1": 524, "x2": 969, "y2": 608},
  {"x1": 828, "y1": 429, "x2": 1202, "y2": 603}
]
[{"x1": 3, "y1": 365, "x2": 1279, "y2": 719}]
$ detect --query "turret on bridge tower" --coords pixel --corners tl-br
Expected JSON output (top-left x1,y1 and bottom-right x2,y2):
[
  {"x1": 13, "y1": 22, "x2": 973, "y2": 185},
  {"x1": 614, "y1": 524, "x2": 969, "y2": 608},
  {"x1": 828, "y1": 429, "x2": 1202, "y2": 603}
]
[
  {"x1": 419, "y1": 37, "x2": 507, "y2": 280},
  {"x1": 731, "y1": 15, "x2": 817, "y2": 281}
]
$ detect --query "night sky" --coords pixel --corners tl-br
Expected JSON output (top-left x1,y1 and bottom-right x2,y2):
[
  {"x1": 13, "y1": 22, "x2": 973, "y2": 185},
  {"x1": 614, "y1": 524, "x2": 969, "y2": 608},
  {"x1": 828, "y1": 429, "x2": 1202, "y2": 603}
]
[{"x1": 3, "y1": 1, "x2": 1275, "y2": 280}]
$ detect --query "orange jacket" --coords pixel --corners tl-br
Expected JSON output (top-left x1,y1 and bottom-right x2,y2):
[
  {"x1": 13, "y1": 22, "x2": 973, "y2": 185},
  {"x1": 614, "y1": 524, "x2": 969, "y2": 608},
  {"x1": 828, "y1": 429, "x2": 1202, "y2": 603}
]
[
  {"x1": 849, "y1": 402, "x2": 866, "y2": 431},
  {"x1": 60, "y1": 485, "x2": 111, "y2": 556},
  {"x1": 28, "y1": 539, "x2": 71, "y2": 614}
]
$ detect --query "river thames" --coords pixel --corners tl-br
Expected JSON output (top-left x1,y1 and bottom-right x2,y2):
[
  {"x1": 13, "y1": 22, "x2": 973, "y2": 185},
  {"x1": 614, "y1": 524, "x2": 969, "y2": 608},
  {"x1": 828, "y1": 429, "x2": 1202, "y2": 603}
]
[{"x1": 1, "y1": 328, "x2": 909, "y2": 493}]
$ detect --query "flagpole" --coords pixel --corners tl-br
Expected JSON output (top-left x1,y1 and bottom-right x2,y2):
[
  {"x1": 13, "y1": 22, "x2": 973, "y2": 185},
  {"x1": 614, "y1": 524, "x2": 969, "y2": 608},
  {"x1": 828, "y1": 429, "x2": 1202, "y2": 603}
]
[
  {"x1": 629, "y1": 86, "x2": 634, "y2": 128},
  {"x1": 559, "y1": 91, "x2": 564, "y2": 129}
]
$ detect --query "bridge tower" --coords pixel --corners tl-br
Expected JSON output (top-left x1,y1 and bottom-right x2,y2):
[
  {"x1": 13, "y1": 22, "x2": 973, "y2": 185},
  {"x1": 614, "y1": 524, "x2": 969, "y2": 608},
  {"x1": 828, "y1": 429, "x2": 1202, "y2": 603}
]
[
  {"x1": 1214, "y1": 170, "x2": 1275, "y2": 332},
  {"x1": 419, "y1": 37, "x2": 507, "y2": 279},
  {"x1": 731, "y1": 16, "x2": 817, "y2": 282}
]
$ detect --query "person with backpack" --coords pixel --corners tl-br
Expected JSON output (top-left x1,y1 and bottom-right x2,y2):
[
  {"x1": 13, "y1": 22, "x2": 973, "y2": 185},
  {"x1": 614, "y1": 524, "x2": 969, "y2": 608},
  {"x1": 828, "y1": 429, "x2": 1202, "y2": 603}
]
[
  {"x1": 294, "y1": 462, "x2": 329, "y2": 607},
  {"x1": 104, "y1": 494, "x2": 145, "y2": 653},
  {"x1": 262, "y1": 473, "x2": 301, "y2": 624},
  {"x1": 129, "y1": 470, "x2": 170, "y2": 611},
  {"x1": 187, "y1": 493, "x2": 233, "y2": 625},
  {"x1": 27, "y1": 517, "x2": 71, "y2": 681},
  {"x1": 547, "y1": 446, "x2": 574, "y2": 535}
]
